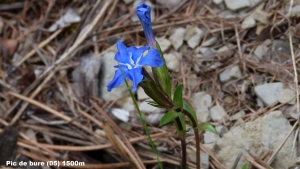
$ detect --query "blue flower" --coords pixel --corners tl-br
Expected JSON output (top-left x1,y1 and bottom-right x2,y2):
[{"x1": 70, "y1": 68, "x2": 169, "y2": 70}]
[
  {"x1": 136, "y1": 3, "x2": 155, "y2": 48},
  {"x1": 107, "y1": 40, "x2": 164, "y2": 92}
]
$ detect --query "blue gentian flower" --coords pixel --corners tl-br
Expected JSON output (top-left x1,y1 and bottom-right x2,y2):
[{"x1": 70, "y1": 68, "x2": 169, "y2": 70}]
[
  {"x1": 136, "y1": 3, "x2": 156, "y2": 48},
  {"x1": 107, "y1": 40, "x2": 164, "y2": 92}
]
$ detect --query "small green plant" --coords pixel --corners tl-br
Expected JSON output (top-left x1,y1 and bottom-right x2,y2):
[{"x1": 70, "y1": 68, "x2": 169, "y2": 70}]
[{"x1": 107, "y1": 3, "x2": 217, "y2": 169}]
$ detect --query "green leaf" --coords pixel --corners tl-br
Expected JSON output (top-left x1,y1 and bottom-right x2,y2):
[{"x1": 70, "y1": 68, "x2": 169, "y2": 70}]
[
  {"x1": 151, "y1": 41, "x2": 172, "y2": 98},
  {"x1": 139, "y1": 79, "x2": 173, "y2": 108},
  {"x1": 173, "y1": 84, "x2": 183, "y2": 110},
  {"x1": 241, "y1": 162, "x2": 249, "y2": 169},
  {"x1": 174, "y1": 114, "x2": 186, "y2": 138},
  {"x1": 197, "y1": 123, "x2": 218, "y2": 134},
  {"x1": 183, "y1": 100, "x2": 198, "y2": 126},
  {"x1": 159, "y1": 110, "x2": 180, "y2": 126},
  {"x1": 146, "y1": 100, "x2": 166, "y2": 108}
]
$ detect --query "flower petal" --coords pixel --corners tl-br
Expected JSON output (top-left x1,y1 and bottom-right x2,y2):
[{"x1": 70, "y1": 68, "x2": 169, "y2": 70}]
[
  {"x1": 136, "y1": 3, "x2": 155, "y2": 47},
  {"x1": 126, "y1": 67, "x2": 143, "y2": 92},
  {"x1": 136, "y1": 3, "x2": 151, "y2": 24},
  {"x1": 107, "y1": 69, "x2": 126, "y2": 92},
  {"x1": 114, "y1": 40, "x2": 130, "y2": 64},
  {"x1": 138, "y1": 48, "x2": 164, "y2": 67},
  {"x1": 128, "y1": 46, "x2": 150, "y2": 64}
]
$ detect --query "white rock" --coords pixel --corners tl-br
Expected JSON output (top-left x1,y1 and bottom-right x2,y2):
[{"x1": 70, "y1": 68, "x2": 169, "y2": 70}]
[
  {"x1": 131, "y1": 1, "x2": 155, "y2": 22},
  {"x1": 254, "y1": 82, "x2": 284, "y2": 106},
  {"x1": 209, "y1": 106, "x2": 229, "y2": 124},
  {"x1": 111, "y1": 108, "x2": 130, "y2": 122},
  {"x1": 156, "y1": 0, "x2": 181, "y2": 8},
  {"x1": 137, "y1": 87, "x2": 150, "y2": 100},
  {"x1": 187, "y1": 150, "x2": 210, "y2": 169},
  {"x1": 230, "y1": 65, "x2": 242, "y2": 79},
  {"x1": 146, "y1": 113, "x2": 164, "y2": 125},
  {"x1": 193, "y1": 92, "x2": 212, "y2": 122},
  {"x1": 241, "y1": 16, "x2": 256, "y2": 29},
  {"x1": 119, "y1": 122, "x2": 132, "y2": 130},
  {"x1": 204, "y1": 131, "x2": 218, "y2": 144},
  {"x1": 277, "y1": 88, "x2": 296, "y2": 104},
  {"x1": 184, "y1": 25, "x2": 197, "y2": 41},
  {"x1": 290, "y1": 5, "x2": 300, "y2": 17},
  {"x1": 188, "y1": 27, "x2": 204, "y2": 49},
  {"x1": 256, "y1": 98, "x2": 264, "y2": 107},
  {"x1": 204, "y1": 111, "x2": 296, "y2": 169},
  {"x1": 169, "y1": 27, "x2": 186, "y2": 50},
  {"x1": 101, "y1": 52, "x2": 128, "y2": 100},
  {"x1": 123, "y1": 0, "x2": 133, "y2": 4},
  {"x1": 219, "y1": 66, "x2": 242, "y2": 82},
  {"x1": 230, "y1": 110, "x2": 246, "y2": 121},
  {"x1": 156, "y1": 37, "x2": 171, "y2": 52},
  {"x1": 164, "y1": 52, "x2": 181, "y2": 72},
  {"x1": 72, "y1": 54, "x2": 101, "y2": 97},
  {"x1": 215, "y1": 125, "x2": 227, "y2": 137},
  {"x1": 47, "y1": 8, "x2": 81, "y2": 32},
  {"x1": 196, "y1": 47, "x2": 214, "y2": 56},
  {"x1": 217, "y1": 45, "x2": 234, "y2": 57},
  {"x1": 252, "y1": 9, "x2": 269, "y2": 24},
  {"x1": 213, "y1": 0, "x2": 223, "y2": 5},
  {"x1": 202, "y1": 37, "x2": 218, "y2": 47},
  {"x1": 122, "y1": 97, "x2": 135, "y2": 112},
  {"x1": 139, "y1": 99, "x2": 165, "y2": 113},
  {"x1": 224, "y1": 0, "x2": 251, "y2": 11},
  {"x1": 254, "y1": 44, "x2": 268, "y2": 60},
  {"x1": 256, "y1": 24, "x2": 268, "y2": 35},
  {"x1": 186, "y1": 74, "x2": 198, "y2": 88}
]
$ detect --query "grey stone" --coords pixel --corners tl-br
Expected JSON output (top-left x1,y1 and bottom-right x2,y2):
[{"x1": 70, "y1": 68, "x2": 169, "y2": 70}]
[
  {"x1": 254, "y1": 82, "x2": 284, "y2": 106},
  {"x1": 137, "y1": 87, "x2": 150, "y2": 100},
  {"x1": 139, "y1": 99, "x2": 166, "y2": 113},
  {"x1": 193, "y1": 92, "x2": 212, "y2": 122},
  {"x1": 164, "y1": 52, "x2": 181, "y2": 72},
  {"x1": 72, "y1": 54, "x2": 101, "y2": 97},
  {"x1": 215, "y1": 125, "x2": 227, "y2": 137},
  {"x1": 230, "y1": 110, "x2": 246, "y2": 121},
  {"x1": 217, "y1": 45, "x2": 234, "y2": 57},
  {"x1": 213, "y1": 0, "x2": 223, "y2": 5},
  {"x1": 271, "y1": 40, "x2": 291, "y2": 63},
  {"x1": 123, "y1": 0, "x2": 134, "y2": 4},
  {"x1": 219, "y1": 65, "x2": 241, "y2": 82},
  {"x1": 187, "y1": 27, "x2": 204, "y2": 49},
  {"x1": 186, "y1": 74, "x2": 198, "y2": 88},
  {"x1": 224, "y1": 0, "x2": 251, "y2": 11},
  {"x1": 184, "y1": 25, "x2": 197, "y2": 41},
  {"x1": 146, "y1": 113, "x2": 164, "y2": 125},
  {"x1": 209, "y1": 106, "x2": 229, "y2": 124},
  {"x1": 156, "y1": 37, "x2": 171, "y2": 53},
  {"x1": 252, "y1": 9, "x2": 269, "y2": 24},
  {"x1": 101, "y1": 51, "x2": 128, "y2": 100},
  {"x1": 204, "y1": 131, "x2": 218, "y2": 144},
  {"x1": 156, "y1": 0, "x2": 181, "y2": 8},
  {"x1": 290, "y1": 5, "x2": 300, "y2": 17},
  {"x1": 187, "y1": 149, "x2": 209, "y2": 169},
  {"x1": 169, "y1": 27, "x2": 186, "y2": 50},
  {"x1": 277, "y1": 88, "x2": 296, "y2": 104},
  {"x1": 202, "y1": 37, "x2": 218, "y2": 47},
  {"x1": 241, "y1": 16, "x2": 256, "y2": 29},
  {"x1": 111, "y1": 108, "x2": 130, "y2": 122},
  {"x1": 204, "y1": 111, "x2": 296, "y2": 169},
  {"x1": 254, "y1": 44, "x2": 268, "y2": 60}
]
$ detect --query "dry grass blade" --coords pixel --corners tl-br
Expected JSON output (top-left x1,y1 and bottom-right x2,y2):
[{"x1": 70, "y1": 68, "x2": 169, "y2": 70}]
[
  {"x1": 90, "y1": 99, "x2": 146, "y2": 169},
  {"x1": 102, "y1": 121, "x2": 130, "y2": 163}
]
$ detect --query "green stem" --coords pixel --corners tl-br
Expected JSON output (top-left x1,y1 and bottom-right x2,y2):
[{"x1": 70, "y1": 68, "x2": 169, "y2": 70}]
[
  {"x1": 182, "y1": 109, "x2": 200, "y2": 169},
  {"x1": 175, "y1": 117, "x2": 186, "y2": 169},
  {"x1": 120, "y1": 66, "x2": 163, "y2": 169}
]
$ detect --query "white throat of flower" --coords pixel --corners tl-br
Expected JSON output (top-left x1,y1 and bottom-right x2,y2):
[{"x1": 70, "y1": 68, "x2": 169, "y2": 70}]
[{"x1": 120, "y1": 52, "x2": 143, "y2": 70}]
